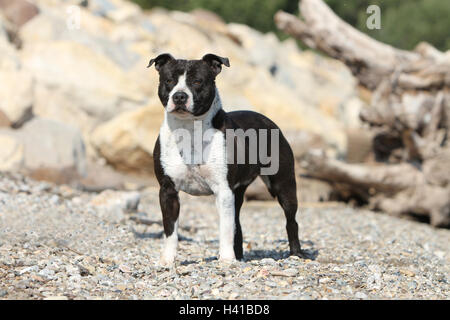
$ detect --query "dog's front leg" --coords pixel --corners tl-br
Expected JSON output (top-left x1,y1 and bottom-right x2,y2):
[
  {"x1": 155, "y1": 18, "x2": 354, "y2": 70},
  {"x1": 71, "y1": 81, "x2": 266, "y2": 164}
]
[
  {"x1": 215, "y1": 187, "x2": 236, "y2": 262},
  {"x1": 159, "y1": 181, "x2": 180, "y2": 267}
]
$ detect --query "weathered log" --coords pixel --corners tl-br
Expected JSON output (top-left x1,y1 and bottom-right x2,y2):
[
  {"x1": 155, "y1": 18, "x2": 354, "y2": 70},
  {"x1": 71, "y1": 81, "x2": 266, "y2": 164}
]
[
  {"x1": 276, "y1": 0, "x2": 450, "y2": 227},
  {"x1": 302, "y1": 151, "x2": 450, "y2": 227},
  {"x1": 274, "y1": 0, "x2": 419, "y2": 90}
]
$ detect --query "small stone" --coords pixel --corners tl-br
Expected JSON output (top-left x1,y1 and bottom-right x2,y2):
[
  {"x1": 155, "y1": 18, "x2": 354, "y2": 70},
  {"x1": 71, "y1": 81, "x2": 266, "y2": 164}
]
[
  {"x1": 44, "y1": 296, "x2": 69, "y2": 300},
  {"x1": 270, "y1": 268, "x2": 298, "y2": 277},
  {"x1": 78, "y1": 264, "x2": 95, "y2": 276},
  {"x1": 211, "y1": 288, "x2": 220, "y2": 296},
  {"x1": 30, "y1": 274, "x2": 45, "y2": 282},
  {"x1": 49, "y1": 195, "x2": 60, "y2": 205},
  {"x1": 400, "y1": 269, "x2": 415, "y2": 277},
  {"x1": 256, "y1": 268, "x2": 270, "y2": 278},
  {"x1": 19, "y1": 265, "x2": 39, "y2": 275},
  {"x1": 119, "y1": 264, "x2": 132, "y2": 273},
  {"x1": 408, "y1": 281, "x2": 417, "y2": 290},
  {"x1": 242, "y1": 267, "x2": 252, "y2": 273},
  {"x1": 135, "y1": 281, "x2": 146, "y2": 289},
  {"x1": 260, "y1": 258, "x2": 276, "y2": 265},
  {"x1": 355, "y1": 292, "x2": 367, "y2": 299},
  {"x1": 229, "y1": 292, "x2": 239, "y2": 299},
  {"x1": 319, "y1": 277, "x2": 331, "y2": 284},
  {"x1": 265, "y1": 281, "x2": 278, "y2": 288},
  {"x1": 336, "y1": 279, "x2": 347, "y2": 286},
  {"x1": 38, "y1": 268, "x2": 55, "y2": 279},
  {"x1": 116, "y1": 284, "x2": 127, "y2": 291},
  {"x1": 0, "y1": 290, "x2": 7, "y2": 297}
]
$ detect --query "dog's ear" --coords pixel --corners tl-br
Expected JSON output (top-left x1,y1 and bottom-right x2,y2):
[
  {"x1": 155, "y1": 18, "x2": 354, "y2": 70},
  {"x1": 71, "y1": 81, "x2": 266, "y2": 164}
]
[
  {"x1": 202, "y1": 54, "x2": 230, "y2": 76},
  {"x1": 147, "y1": 53, "x2": 175, "y2": 71}
]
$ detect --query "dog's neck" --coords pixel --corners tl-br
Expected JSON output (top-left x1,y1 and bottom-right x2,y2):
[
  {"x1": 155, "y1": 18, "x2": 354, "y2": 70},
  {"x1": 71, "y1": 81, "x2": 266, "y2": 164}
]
[{"x1": 164, "y1": 88, "x2": 222, "y2": 132}]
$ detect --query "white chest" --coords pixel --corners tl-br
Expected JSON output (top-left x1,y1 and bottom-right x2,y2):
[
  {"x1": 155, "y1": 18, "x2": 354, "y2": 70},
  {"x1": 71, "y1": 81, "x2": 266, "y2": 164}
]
[{"x1": 159, "y1": 115, "x2": 228, "y2": 196}]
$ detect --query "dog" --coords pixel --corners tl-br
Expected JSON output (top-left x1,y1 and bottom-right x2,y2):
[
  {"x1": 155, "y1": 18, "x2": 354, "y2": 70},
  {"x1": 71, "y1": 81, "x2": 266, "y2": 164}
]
[{"x1": 148, "y1": 53, "x2": 304, "y2": 266}]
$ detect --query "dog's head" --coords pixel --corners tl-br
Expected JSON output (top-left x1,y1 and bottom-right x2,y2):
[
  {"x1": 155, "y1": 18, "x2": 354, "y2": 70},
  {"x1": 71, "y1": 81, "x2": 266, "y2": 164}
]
[{"x1": 148, "y1": 53, "x2": 229, "y2": 118}]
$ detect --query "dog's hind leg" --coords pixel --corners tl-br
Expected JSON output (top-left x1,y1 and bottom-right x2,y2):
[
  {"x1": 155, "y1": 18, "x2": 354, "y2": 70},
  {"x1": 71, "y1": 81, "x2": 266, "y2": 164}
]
[{"x1": 261, "y1": 172, "x2": 303, "y2": 258}]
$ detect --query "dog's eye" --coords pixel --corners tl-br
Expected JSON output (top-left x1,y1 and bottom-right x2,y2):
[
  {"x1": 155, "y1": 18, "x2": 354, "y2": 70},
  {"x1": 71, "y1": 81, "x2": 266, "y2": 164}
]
[
  {"x1": 165, "y1": 79, "x2": 173, "y2": 85},
  {"x1": 193, "y1": 79, "x2": 203, "y2": 86}
]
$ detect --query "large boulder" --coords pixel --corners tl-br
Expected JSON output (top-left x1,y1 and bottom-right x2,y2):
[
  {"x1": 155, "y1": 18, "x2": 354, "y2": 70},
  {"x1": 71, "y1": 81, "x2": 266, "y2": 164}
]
[
  {"x1": 90, "y1": 102, "x2": 163, "y2": 174},
  {"x1": 21, "y1": 41, "x2": 146, "y2": 120},
  {"x1": 17, "y1": 5, "x2": 152, "y2": 144},
  {"x1": 0, "y1": 134, "x2": 24, "y2": 171},
  {"x1": 0, "y1": 68, "x2": 33, "y2": 127},
  {"x1": 0, "y1": 0, "x2": 39, "y2": 29},
  {"x1": 0, "y1": 118, "x2": 87, "y2": 184},
  {"x1": 0, "y1": 12, "x2": 7, "y2": 41},
  {"x1": 0, "y1": 20, "x2": 34, "y2": 128},
  {"x1": 18, "y1": 6, "x2": 145, "y2": 69}
]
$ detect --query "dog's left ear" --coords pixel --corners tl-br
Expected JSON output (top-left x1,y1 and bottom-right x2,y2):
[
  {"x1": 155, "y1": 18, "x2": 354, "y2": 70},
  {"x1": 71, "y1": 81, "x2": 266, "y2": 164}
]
[
  {"x1": 202, "y1": 54, "x2": 230, "y2": 76},
  {"x1": 147, "y1": 53, "x2": 175, "y2": 71}
]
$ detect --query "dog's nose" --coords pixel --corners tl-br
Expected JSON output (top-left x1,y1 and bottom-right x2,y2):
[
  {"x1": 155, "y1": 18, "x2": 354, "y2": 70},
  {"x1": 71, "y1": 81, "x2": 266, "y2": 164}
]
[{"x1": 173, "y1": 91, "x2": 188, "y2": 105}]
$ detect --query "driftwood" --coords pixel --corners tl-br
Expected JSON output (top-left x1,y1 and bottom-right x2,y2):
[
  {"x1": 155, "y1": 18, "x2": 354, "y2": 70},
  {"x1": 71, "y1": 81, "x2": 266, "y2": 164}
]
[{"x1": 276, "y1": 0, "x2": 450, "y2": 227}]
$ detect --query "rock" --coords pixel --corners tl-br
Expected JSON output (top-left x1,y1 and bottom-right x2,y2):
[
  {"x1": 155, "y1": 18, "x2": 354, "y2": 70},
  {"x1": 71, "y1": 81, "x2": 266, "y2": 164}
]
[
  {"x1": 0, "y1": 25, "x2": 20, "y2": 69},
  {"x1": 0, "y1": 68, "x2": 33, "y2": 127},
  {"x1": 18, "y1": 8, "x2": 142, "y2": 69},
  {"x1": 90, "y1": 104, "x2": 162, "y2": 173},
  {"x1": 319, "y1": 277, "x2": 332, "y2": 284},
  {"x1": 227, "y1": 23, "x2": 279, "y2": 69},
  {"x1": 0, "y1": 11, "x2": 8, "y2": 41},
  {"x1": 104, "y1": 0, "x2": 141, "y2": 23},
  {"x1": 87, "y1": 0, "x2": 142, "y2": 23},
  {"x1": 408, "y1": 281, "x2": 418, "y2": 290},
  {"x1": 0, "y1": 0, "x2": 39, "y2": 29},
  {"x1": 0, "y1": 110, "x2": 10, "y2": 127},
  {"x1": 260, "y1": 258, "x2": 276, "y2": 265},
  {"x1": 78, "y1": 264, "x2": 95, "y2": 276},
  {"x1": 0, "y1": 118, "x2": 87, "y2": 184},
  {"x1": 400, "y1": 269, "x2": 416, "y2": 277},
  {"x1": 118, "y1": 264, "x2": 132, "y2": 273},
  {"x1": 354, "y1": 291, "x2": 367, "y2": 299},
  {"x1": 0, "y1": 19, "x2": 34, "y2": 128},
  {"x1": 90, "y1": 189, "x2": 140, "y2": 223},
  {"x1": 38, "y1": 268, "x2": 55, "y2": 279},
  {"x1": 270, "y1": 269, "x2": 298, "y2": 277},
  {"x1": 43, "y1": 296, "x2": 68, "y2": 300},
  {"x1": 21, "y1": 41, "x2": 147, "y2": 122},
  {"x1": 90, "y1": 189, "x2": 140, "y2": 211},
  {"x1": 0, "y1": 134, "x2": 23, "y2": 171},
  {"x1": 19, "y1": 265, "x2": 39, "y2": 275}
]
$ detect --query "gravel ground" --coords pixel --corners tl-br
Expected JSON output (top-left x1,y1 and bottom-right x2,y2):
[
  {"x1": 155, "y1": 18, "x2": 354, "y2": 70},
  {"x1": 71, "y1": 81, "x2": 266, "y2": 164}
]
[{"x1": 0, "y1": 173, "x2": 449, "y2": 300}]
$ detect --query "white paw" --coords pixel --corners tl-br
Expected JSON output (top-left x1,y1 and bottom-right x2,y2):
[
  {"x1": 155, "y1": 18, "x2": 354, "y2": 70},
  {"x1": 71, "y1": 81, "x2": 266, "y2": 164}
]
[
  {"x1": 158, "y1": 255, "x2": 175, "y2": 268},
  {"x1": 219, "y1": 251, "x2": 236, "y2": 263}
]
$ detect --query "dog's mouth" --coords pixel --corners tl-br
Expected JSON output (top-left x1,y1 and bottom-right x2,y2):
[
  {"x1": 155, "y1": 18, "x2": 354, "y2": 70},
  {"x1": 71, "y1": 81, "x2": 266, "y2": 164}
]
[{"x1": 171, "y1": 105, "x2": 190, "y2": 114}]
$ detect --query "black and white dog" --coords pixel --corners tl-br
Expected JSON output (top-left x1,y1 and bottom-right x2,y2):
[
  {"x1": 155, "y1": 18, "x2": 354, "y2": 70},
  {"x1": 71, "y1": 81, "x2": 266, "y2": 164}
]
[{"x1": 148, "y1": 53, "x2": 304, "y2": 266}]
